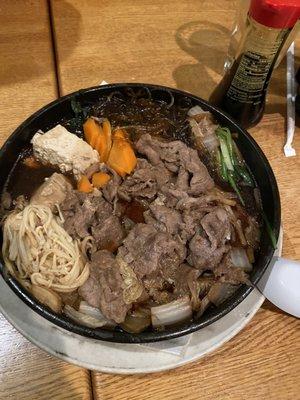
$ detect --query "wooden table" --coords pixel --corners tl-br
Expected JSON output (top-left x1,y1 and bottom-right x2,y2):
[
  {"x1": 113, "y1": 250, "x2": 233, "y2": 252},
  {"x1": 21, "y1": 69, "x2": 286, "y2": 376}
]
[
  {"x1": 0, "y1": 2, "x2": 91, "y2": 399},
  {"x1": 1, "y1": 1, "x2": 299, "y2": 399}
]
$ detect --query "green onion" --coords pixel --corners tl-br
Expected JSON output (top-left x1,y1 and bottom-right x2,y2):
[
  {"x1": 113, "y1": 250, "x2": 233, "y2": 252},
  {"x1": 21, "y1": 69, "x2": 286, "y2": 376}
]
[
  {"x1": 217, "y1": 126, "x2": 254, "y2": 187},
  {"x1": 235, "y1": 165, "x2": 254, "y2": 187},
  {"x1": 228, "y1": 171, "x2": 245, "y2": 206},
  {"x1": 262, "y1": 211, "x2": 277, "y2": 249},
  {"x1": 223, "y1": 127, "x2": 234, "y2": 165},
  {"x1": 219, "y1": 151, "x2": 228, "y2": 181},
  {"x1": 219, "y1": 137, "x2": 234, "y2": 171}
]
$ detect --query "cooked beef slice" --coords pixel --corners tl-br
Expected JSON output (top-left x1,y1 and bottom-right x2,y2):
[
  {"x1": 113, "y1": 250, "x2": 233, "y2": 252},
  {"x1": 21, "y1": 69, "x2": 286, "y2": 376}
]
[
  {"x1": 180, "y1": 208, "x2": 206, "y2": 242},
  {"x1": 144, "y1": 203, "x2": 182, "y2": 235},
  {"x1": 176, "y1": 167, "x2": 189, "y2": 191},
  {"x1": 244, "y1": 216, "x2": 261, "y2": 249},
  {"x1": 163, "y1": 262, "x2": 200, "y2": 297},
  {"x1": 136, "y1": 134, "x2": 185, "y2": 170},
  {"x1": 61, "y1": 191, "x2": 124, "y2": 251},
  {"x1": 188, "y1": 232, "x2": 229, "y2": 270},
  {"x1": 143, "y1": 273, "x2": 173, "y2": 304},
  {"x1": 91, "y1": 215, "x2": 124, "y2": 252},
  {"x1": 179, "y1": 145, "x2": 214, "y2": 195},
  {"x1": 214, "y1": 253, "x2": 249, "y2": 284},
  {"x1": 118, "y1": 158, "x2": 170, "y2": 201},
  {"x1": 160, "y1": 186, "x2": 187, "y2": 209},
  {"x1": 79, "y1": 250, "x2": 129, "y2": 323},
  {"x1": 135, "y1": 134, "x2": 214, "y2": 194},
  {"x1": 200, "y1": 207, "x2": 231, "y2": 250},
  {"x1": 142, "y1": 262, "x2": 199, "y2": 304},
  {"x1": 102, "y1": 168, "x2": 121, "y2": 203},
  {"x1": 61, "y1": 191, "x2": 101, "y2": 238},
  {"x1": 117, "y1": 223, "x2": 186, "y2": 279}
]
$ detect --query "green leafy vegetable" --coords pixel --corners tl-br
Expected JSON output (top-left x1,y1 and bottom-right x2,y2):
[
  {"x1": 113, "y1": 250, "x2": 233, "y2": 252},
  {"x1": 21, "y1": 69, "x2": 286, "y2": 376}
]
[
  {"x1": 262, "y1": 211, "x2": 277, "y2": 249},
  {"x1": 228, "y1": 171, "x2": 245, "y2": 206},
  {"x1": 218, "y1": 136, "x2": 234, "y2": 171},
  {"x1": 71, "y1": 97, "x2": 88, "y2": 118},
  {"x1": 219, "y1": 150, "x2": 228, "y2": 181},
  {"x1": 215, "y1": 126, "x2": 256, "y2": 203},
  {"x1": 235, "y1": 165, "x2": 254, "y2": 187},
  {"x1": 71, "y1": 98, "x2": 83, "y2": 116}
]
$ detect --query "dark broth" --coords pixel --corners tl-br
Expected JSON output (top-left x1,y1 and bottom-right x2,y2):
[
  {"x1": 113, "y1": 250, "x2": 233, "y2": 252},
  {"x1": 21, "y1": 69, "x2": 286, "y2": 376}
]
[{"x1": 6, "y1": 148, "x2": 59, "y2": 200}]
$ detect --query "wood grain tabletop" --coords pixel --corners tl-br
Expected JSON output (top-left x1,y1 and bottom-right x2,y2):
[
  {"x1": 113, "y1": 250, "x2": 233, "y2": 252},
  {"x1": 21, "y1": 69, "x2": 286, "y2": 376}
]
[
  {"x1": 50, "y1": 1, "x2": 300, "y2": 399},
  {"x1": 0, "y1": 1, "x2": 299, "y2": 399},
  {"x1": 0, "y1": 2, "x2": 91, "y2": 399}
]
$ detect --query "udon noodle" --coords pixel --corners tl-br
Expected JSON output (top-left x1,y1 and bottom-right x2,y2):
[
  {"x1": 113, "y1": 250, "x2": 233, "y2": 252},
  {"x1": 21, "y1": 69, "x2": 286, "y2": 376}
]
[{"x1": 2, "y1": 204, "x2": 89, "y2": 292}]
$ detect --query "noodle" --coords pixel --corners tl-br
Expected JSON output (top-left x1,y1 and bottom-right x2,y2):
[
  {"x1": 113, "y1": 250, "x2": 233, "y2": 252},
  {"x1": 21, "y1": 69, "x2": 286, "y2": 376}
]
[{"x1": 2, "y1": 204, "x2": 89, "y2": 293}]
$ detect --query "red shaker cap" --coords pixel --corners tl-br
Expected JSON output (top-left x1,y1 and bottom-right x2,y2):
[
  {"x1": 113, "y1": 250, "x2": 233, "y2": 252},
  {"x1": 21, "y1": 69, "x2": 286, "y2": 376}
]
[{"x1": 249, "y1": 0, "x2": 300, "y2": 29}]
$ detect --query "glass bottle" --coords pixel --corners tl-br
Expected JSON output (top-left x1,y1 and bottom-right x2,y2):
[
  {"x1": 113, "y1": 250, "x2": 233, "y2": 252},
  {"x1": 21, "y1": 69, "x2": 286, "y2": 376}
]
[{"x1": 210, "y1": 0, "x2": 300, "y2": 129}]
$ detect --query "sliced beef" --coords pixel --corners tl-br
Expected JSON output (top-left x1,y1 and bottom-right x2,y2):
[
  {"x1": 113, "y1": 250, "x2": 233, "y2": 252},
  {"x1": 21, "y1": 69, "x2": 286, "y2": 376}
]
[
  {"x1": 180, "y1": 208, "x2": 206, "y2": 242},
  {"x1": 79, "y1": 250, "x2": 129, "y2": 323},
  {"x1": 200, "y1": 207, "x2": 231, "y2": 250},
  {"x1": 188, "y1": 232, "x2": 229, "y2": 270},
  {"x1": 161, "y1": 186, "x2": 188, "y2": 209},
  {"x1": 61, "y1": 191, "x2": 101, "y2": 238},
  {"x1": 244, "y1": 216, "x2": 261, "y2": 249},
  {"x1": 136, "y1": 134, "x2": 214, "y2": 194},
  {"x1": 144, "y1": 204, "x2": 182, "y2": 235},
  {"x1": 143, "y1": 273, "x2": 172, "y2": 304},
  {"x1": 61, "y1": 191, "x2": 124, "y2": 251},
  {"x1": 164, "y1": 263, "x2": 200, "y2": 297},
  {"x1": 91, "y1": 215, "x2": 124, "y2": 252},
  {"x1": 179, "y1": 146, "x2": 214, "y2": 195},
  {"x1": 118, "y1": 158, "x2": 170, "y2": 201},
  {"x1": 135, "y1": 135, "x2": 162, "y2": 166},
  {"x1": 143, "y1": 262, "x2": 200, "y2": 304},
  {"x1": 102, "y1": 168, "x2": 121, "y2": 203},
  {"x1": 136, "y1": 134, "x2": 185, "y2": 170},
  {"x1": 94, "y1": 197, "x2": 113, "y2": 223},
  {"x1": 214, "y1": 253, "x2": 249, "y2": 284},
  {"x1": 117, "y1": 223, "x2": 186, "y2": 279},
  {"x1": 176, "y1": 167, "x2": 189, "y2": 191}
]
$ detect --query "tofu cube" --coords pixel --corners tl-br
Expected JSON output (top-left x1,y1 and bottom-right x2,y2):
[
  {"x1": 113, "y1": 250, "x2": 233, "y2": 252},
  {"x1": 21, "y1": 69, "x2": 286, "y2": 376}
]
[{"x1": 31, "y1": 124, "x2": 99, "y2": 179}]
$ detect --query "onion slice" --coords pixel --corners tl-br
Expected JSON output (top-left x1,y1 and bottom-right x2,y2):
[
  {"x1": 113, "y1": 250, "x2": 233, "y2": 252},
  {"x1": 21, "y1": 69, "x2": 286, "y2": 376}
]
[
  {"x1": 188, "y1": 105, "x2": 205, "y2": 116},
  {"x1": 208, "y1": 283, "x2": 237, "y2": 306},
  {"x1": 30, "y1": 285, "x2": 62, "y2": 313},
  {"x1": 64, "y1": 303, "x2": 114, "y2": 328},
  {"x1": 151, "y1": 296, "x2": 192, "y2": 328},
  {"x1": 230, "y1": 247, "x2": 253, "y2": 272},
  {"x1": 79, "y1": 301, "x2": 116, "y2": 327}
]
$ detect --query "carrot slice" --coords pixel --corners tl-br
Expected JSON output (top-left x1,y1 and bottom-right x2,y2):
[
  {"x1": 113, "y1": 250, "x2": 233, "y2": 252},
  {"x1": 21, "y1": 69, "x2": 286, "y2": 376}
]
[
  {"x1": 102, "y1": 119, "x2": 112, "y2": 162},
  {"x1": 113, "y1": 128, "x2": 128, "y2": 141},
  {"x1": 92, "y1": 172, "x2": 111, "y2": 188},
  {"x1": 94, "y1": 127, "x2": 107, "y2": 160},
  {"x1": 77, "y1": 175, "x2": 93, "y2": 193},
  {"x1": 107, "y1": 132, "x2": 137, "y2": 176},
  {"x1": 83, "y1": 118, "x2": 101, "y2": 148},
  {"x1": 83, "y1": 118, "x2": 112, "y2": 162}
]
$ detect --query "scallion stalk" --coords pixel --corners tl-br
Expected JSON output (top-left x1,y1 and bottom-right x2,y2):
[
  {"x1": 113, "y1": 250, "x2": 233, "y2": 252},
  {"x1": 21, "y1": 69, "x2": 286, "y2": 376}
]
[
  {"x1": 235, "y1": 165, "x2": 254, "y2": 187},
  {"x1": 219, "y1": 136, "x2": 234, "y2": 171},
  {"x1": 228, "y1": 172, "x2": 245, "y2": 206},
  {"x1": 220, "y1": 151, "x2": 228, "y2": 181},
  {"x1": 262, "y1": 211, "x2": 277, "y2": 249}
]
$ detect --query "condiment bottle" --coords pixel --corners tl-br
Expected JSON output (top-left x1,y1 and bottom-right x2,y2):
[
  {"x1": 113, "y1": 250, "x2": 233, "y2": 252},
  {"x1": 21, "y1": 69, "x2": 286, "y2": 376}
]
[
  {"x1": 210, "y1": 0, "x2": 300, "y2": 129},
  {"x1": 296, "y1": 66, "x2": 300, "y2": 117}
]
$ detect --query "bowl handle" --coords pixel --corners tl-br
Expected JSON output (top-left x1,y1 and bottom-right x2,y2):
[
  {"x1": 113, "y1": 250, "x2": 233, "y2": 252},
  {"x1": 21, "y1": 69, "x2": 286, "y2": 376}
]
[{"x1": 257, "y1": 257, "x2": 300, "y2": 318}]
